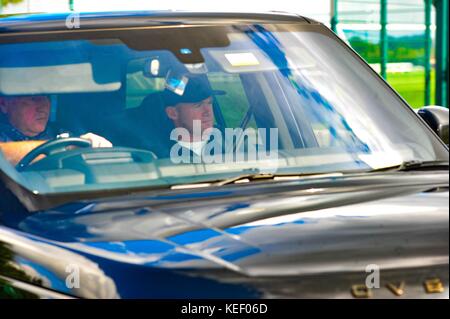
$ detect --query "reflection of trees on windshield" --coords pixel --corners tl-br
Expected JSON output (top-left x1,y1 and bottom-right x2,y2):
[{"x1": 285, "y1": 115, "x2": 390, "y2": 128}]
[
  {"x1": 0, "y1": 241, "x2": 40, "y2": 299},
  {"x1": 1, "y1": 0, "x2": 25, "y2": 7},
  {"x1": 244, "y1": 25, "x2": 369, "y2": 153}
]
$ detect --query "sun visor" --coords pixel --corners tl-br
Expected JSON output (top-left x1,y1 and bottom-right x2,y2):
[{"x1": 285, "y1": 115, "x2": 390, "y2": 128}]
[
  {"x1": 208, "y1": 50, "x2": 278, "y2": 73},
  {"x1": 0, "y1": 63, "x2": 121, "y2": 95},
  {"x1": 208, "y1": 47, "x2": 317, "y2": 74}
]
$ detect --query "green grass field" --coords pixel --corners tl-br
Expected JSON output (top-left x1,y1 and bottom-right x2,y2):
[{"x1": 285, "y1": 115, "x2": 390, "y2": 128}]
[{"x1": 387, "y1": 70, "x2": 435, "y2": 109}]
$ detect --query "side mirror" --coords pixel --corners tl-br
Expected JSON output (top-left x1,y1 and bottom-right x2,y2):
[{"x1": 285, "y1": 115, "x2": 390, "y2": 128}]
[{"x1": 417, "y1": 106, "x2": 449, "y2": 145}]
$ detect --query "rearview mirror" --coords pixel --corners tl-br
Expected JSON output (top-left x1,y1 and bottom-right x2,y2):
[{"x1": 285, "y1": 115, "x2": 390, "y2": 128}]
[{"x1": 417, "y1": 106, "x2": 449, "y2": 145}]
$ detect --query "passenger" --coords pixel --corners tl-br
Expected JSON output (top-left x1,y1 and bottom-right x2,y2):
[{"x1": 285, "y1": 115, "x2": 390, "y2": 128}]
[{"x1": 0, "y1": 95, "x2": 112, "y2": 147}]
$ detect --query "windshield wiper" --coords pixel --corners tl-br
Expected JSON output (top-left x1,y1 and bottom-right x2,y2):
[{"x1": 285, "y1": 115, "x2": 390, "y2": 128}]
[
  {"x1": 170, "y1": 161, "x2": 449, "y2": 190},
  {"x1": 170, "y1": 171, "x2": 345, "y2": 190},
  {"x1": 369, "y1": 160, "x2": 449, "y2": 172},
  {"x1": 213, "y1": 171, "x2": 346, "y2": 187}
]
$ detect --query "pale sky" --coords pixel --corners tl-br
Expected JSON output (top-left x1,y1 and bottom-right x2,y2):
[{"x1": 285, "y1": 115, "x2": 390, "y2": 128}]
[{"x1": 2, "y1": 0, "x2": 332, "y2": 23}]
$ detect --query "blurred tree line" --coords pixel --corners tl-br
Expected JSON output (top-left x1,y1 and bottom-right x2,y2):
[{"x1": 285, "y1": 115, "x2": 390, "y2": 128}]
[
  {"x1": 2, "y1": 0, "x2": 24, "y2": 7},
  {"x1": 349, "y1": 34, "x2": 433, "y2": 66},
  {"x1": 0, "y1": 242, "x2": 41, "y2": 298}
]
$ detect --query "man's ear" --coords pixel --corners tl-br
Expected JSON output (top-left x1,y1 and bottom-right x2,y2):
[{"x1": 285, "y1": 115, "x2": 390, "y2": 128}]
[{"x1": 165, "y1": 106, "x2": 178, "y2": 121}]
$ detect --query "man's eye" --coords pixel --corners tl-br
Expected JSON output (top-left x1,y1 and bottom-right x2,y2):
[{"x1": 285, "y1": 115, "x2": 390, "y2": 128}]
[{"x1": 32, "y1": 97, "x2": 46, "y2": 103}]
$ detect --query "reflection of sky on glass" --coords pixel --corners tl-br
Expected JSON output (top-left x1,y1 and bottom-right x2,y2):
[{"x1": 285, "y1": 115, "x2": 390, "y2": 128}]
[
  {"x1": 168, "y1": 228, "x2": 221, "y2": 245},
  {"x1": 146, "y1": 252, "x2": 203, "y2": 266},
  {"x1": 15, "y1": 256, "x2": 71, "y2": 294},
  {"x1": 221, "y1": 247, "x2": 260, "y2": 262},
  {"x1": 76, "y1": 215, "x2": 310, "y2": 269},
  {"x1": 245, "y1": 27, "x2": 371, "y2": 158},
  {"x1": 81, "y1": 228, "x2": 264, "y2": 268},
  {"x1": 86, "y1": 240, "x2": 174, "y2": 255}
]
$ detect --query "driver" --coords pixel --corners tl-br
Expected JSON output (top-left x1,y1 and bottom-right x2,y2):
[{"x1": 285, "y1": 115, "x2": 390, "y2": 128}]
[{"x1": 0, "y1": 95, "x2": 112, "y2": 147}]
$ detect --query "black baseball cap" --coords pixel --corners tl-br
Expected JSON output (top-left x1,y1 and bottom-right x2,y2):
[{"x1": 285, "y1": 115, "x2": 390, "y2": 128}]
[{"x1": 162, "y1": 75, "x2": 224, "y2": 107}]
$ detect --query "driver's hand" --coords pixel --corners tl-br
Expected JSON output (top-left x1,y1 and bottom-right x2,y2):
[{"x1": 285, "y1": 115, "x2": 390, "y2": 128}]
[{"x1": 80, "y1": 133, "x2": 113, "y2": 148}]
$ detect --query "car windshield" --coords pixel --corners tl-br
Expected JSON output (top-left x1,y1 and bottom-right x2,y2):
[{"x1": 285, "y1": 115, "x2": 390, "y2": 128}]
[{"x1": 0, "y1": 23, "x2": 448, "y2": 195}]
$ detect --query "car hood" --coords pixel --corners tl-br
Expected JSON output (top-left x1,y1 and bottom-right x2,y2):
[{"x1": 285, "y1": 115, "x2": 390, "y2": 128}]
[{"x1": 1, "y1": 172, "x2": 448, "y2": 298}]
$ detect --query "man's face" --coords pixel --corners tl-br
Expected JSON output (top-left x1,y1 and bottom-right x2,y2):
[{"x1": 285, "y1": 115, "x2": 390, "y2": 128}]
[
  {"x1": 0, "y1": 96, "x2": 51, "y2": 137},
  {"x1": 166, "y1": 97, "x2": 214, "y2": 139}
]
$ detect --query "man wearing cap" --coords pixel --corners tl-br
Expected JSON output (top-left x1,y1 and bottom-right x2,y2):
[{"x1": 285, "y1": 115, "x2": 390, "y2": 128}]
[
  {"x1": 161, "y1": 75, "x2": 221, "y2": 161},
  {"x1": 0, "y1": 95, "x2": 112, "y2": 147}
]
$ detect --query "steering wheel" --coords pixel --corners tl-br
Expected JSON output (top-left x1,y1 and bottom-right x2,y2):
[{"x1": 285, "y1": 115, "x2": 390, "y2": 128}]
[{"x1": 16, "y1": 137, "x2": 92, "y2": 171}]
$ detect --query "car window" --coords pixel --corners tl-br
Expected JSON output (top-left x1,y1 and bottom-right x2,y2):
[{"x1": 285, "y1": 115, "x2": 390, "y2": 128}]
[
  {"x1": 126, "y1": 58, "x2": 166, "y2": 109},
  {"x1": 207, "y1": 72, "x2": 256, "y2": 129},
  {"x1": 0, "y1": 24, "x2": 448, "y2": 198}
]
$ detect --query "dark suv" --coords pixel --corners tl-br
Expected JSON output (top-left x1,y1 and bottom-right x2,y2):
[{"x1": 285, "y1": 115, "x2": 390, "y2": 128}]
[{"x1": 0, "y1": 11, "x2": 448, "y2": 299}]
